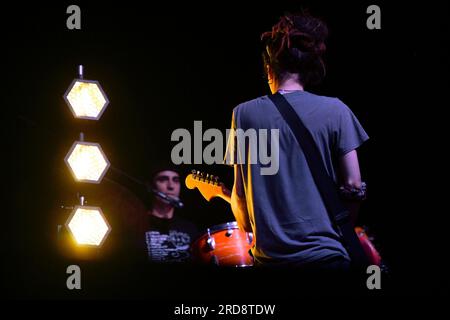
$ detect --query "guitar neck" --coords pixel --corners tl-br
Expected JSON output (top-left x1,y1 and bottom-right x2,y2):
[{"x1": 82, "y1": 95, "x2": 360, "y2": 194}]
[
  {"x1": 185, "y1": 173, "x2": 232, "y2": 204},
  {"x1": 215, "y1": 192, "x2": 231, "y2": 205}
]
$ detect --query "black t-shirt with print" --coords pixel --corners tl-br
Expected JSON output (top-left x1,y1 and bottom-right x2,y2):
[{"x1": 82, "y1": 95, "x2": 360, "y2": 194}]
[{"x1": 143, "y1": 214, "x2": 199, "y2": 263}]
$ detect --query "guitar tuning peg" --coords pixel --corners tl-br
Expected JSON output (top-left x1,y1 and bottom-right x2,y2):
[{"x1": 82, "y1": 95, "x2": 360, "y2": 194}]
[{"x1": 214, "y1": 176, "x2": 219, "y2": 185}]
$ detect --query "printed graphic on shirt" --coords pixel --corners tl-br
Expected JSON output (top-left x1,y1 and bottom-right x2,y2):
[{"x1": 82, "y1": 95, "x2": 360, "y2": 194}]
[{"x1": 145, "y1": 230, "x2": 191, "y2": 262}]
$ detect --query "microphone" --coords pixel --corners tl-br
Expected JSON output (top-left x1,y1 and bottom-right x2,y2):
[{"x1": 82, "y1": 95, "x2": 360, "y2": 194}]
[{"x1": 150, "y1": 189, "x2": 184, "y2": 209}]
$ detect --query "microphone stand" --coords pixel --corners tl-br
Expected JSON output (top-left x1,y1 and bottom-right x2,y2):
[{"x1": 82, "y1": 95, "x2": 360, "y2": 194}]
[
  {"x1": 148, "y1": 188, "x2": 184, "y2": 209},
  {"x1": 108, "y1": 165, "x2": 184, "y2": 209}
]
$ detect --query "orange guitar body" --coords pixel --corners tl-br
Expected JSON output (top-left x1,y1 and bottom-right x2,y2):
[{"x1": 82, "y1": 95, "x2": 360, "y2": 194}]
[{"x1": 355, "y1": 226, "x2": 382, "y2": 266}]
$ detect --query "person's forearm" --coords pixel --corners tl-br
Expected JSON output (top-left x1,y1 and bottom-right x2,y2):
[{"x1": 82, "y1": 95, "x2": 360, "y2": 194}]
[{"x1": 339, "y1": 181, "x2": 367, "y2": 226}]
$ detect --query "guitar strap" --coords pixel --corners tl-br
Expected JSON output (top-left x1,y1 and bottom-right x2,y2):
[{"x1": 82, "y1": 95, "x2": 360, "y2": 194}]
[{"x1": 268, "y1": 92, "x2": 369, "y2": 269}]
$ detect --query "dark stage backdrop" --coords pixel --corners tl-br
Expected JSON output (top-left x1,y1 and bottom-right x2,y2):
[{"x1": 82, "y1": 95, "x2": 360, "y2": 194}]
[{"x1": 3, "y1": 0, "x2": 448, "y2": 305}]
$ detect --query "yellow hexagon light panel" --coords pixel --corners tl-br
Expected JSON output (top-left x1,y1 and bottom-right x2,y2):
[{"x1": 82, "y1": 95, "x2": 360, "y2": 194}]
[
  {"x1": 63, "y1": 79, "x2": 109, "y2": 120},
  {"x1": 64, "y1": 141, "x2": 110, "y2": 183},
  {"x1": 66, "y1": 206, "x2": 111, "y2": 247}
]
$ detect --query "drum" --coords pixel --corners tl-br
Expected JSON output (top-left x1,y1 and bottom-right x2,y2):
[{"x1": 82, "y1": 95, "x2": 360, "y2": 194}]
[{"x1": 191, "y1": 221, "x2": 254, "y2": 267}]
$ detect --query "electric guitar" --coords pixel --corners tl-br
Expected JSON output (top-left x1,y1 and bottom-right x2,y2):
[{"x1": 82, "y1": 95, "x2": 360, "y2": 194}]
[{"x1": 185, "y1": 170, "x2": 383, "y2": 266}]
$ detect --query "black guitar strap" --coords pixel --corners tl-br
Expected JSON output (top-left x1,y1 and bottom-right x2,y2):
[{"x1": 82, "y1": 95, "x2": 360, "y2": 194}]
[{"x1": 268, "y1": 92, "x2": 369, "y2": 269}]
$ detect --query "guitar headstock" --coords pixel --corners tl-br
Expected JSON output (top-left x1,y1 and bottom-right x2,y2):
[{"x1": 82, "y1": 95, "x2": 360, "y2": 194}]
[{"x1": 185, "y1": 170, "x2": 222, "y2": 201}]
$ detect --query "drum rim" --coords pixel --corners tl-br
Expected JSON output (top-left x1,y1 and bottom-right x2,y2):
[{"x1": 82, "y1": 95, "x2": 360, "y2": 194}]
[
  {"x1": 206, "y1": 221, "x2": 239, "y2": 234},
  {"x1": 191, "y1": 221, "x2": 239, "y2": 243}
]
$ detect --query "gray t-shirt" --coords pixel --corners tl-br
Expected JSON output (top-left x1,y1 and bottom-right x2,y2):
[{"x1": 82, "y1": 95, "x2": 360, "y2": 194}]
[{"x1": 225, "y1": 90, "x2": 369, "y2": 266}]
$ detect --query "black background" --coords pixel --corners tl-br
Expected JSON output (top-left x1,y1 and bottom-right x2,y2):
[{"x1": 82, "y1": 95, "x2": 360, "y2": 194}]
[{"x1": 2, "y1": 0, "x2": 449, "y2": 307}]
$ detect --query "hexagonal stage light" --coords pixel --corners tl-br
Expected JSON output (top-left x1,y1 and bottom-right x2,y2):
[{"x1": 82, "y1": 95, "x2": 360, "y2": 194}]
[
  {"x1": 63, "y1": 79, "x2": 109, "y2": 120},
  {"x1": 65, "y1": 205, "x2": 111, "y2": 247},
  {"x1": 64, "y1": 141, "x2": 110, "y2": 184}
]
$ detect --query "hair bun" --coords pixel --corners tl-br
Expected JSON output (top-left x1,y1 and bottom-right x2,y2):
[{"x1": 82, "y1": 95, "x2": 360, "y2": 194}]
[
  {"x1": 261, "y1": 12, "x2": 329, "y2": 87},
  {"x1": 289, "y1": 32, "x2": 319, "y2": 54}
]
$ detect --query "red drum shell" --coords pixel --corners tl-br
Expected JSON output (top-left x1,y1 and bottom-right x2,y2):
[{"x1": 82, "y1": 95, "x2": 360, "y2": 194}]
[{"x1": 191, "y1": 222, "x2": 254, "y2": 267}]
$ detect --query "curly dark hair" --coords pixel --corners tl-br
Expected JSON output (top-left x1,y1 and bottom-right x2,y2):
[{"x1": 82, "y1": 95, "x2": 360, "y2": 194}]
[{"x1": 261, "y1": 12, "x2": 328, "y2": 87}]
